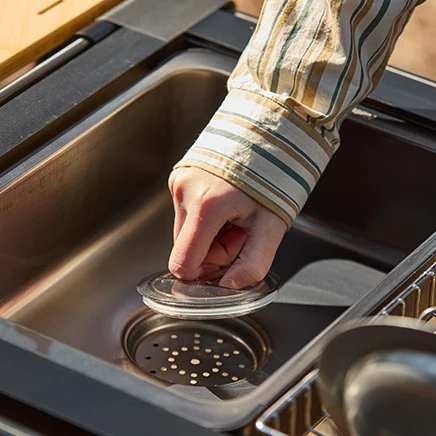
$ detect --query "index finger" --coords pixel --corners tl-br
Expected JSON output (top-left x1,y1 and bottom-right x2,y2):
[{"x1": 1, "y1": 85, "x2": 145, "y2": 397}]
[{"x1": 168, "y1": 210, "x2": 227, "y2": 281}]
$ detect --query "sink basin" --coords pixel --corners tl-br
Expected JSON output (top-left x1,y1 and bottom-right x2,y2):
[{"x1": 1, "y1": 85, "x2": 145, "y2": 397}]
[{"x1": 0, "y1": 50, "x2": 435, "y2": 432}]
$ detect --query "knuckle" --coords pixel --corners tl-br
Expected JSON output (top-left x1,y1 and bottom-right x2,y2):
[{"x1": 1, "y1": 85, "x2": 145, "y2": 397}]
[
  {"x1": 171, "y1": 183, "x2": 184, "y2": 204},
  {"x1": 196, "y1": 188, "x2": 222, "y2": 216}
]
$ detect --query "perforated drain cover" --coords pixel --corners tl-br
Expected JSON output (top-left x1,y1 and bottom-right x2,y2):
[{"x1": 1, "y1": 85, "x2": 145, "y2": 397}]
[{"x1": 124, "y1": 311, "x2": 270, "y2": 387}]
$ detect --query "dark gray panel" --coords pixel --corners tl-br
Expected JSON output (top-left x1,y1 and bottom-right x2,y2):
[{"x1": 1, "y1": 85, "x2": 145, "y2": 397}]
[
  {"x1": 188, "y1": 9, "x2": 255, "y2": 53},
  {"x1": 100, "y1": 0, "x2": 228, "y2": 41},
  {"x1": 0, "y1": 28, "x2": 164, "y2": 172}
]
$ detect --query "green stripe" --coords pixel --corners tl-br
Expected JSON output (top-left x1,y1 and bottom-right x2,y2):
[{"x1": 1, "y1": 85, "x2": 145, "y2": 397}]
[
  {"x1": 194, "y1": 146, "x2": 301, "y2": 213},
  {"x1": 218, "y1": 109, "x2": 322, "y2": 175},
  {"x1": 205, "y1": 126, "x2": 312, "y2": 196},
  {"x1": 289, "y1": 2, "x2": 327, "y2": 96},
  {"x1": 270, "y1": 0, "x2": 314, "y2": 93},
  {"x1": 255, "y1": 0, "x2": 289, "y2": 85},
  {"x1": 347, "y1": 0, "x2": 392, "y2": 104},
  {"x1": 317, "y1": 0, "x2": 366, "y2": 120}
]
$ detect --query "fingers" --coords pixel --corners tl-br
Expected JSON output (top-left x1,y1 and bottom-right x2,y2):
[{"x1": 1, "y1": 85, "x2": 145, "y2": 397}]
[
  {"x1": 202, "y1": 224, "x2": 247, "y2": 266},
  {"x1": 218, "y1": 213, "x2": 286, "y2": 289},
  {"x1": 169, "y1": 208, "x2": 228, "y2": 281},
  {"x1": 168, "y1": 167, "x2": 286, "y2": 288}
]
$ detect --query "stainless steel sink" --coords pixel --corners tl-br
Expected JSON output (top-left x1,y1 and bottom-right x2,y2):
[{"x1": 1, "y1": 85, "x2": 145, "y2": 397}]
[{"x1": 0, "y1": 50, "x2": 435, "y2": 431}]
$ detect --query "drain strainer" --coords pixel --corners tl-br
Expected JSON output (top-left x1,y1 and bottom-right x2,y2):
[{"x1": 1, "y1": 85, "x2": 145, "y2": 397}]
[{"x1": 124, "y1": 311, "x2": 270, "y2": 387}]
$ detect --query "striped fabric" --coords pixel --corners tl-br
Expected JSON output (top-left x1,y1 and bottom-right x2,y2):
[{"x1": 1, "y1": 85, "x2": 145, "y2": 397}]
[{"x1": 175, "y1": 0, "x2": 425, "y2": 229}]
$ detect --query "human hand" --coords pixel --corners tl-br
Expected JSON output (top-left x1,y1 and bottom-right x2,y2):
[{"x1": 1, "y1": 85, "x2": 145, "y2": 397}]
[{"x1": 168, "y1": 167, "x2": 287, "y2": 289}]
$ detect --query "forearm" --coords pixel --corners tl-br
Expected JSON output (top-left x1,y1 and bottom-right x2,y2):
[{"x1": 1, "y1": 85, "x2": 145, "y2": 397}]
[{"x1": 175, "y1": 0, "x2": 423, "y2": 228}]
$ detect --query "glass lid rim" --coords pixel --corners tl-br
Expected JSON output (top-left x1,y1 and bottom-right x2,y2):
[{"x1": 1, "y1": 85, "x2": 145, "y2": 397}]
[{"x1": 137, "y1": 270, "x2": 280, "y2": 308}]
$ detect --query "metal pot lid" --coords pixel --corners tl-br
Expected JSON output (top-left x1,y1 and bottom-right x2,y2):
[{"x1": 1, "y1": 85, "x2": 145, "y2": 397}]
[{"x1": 137, "y1": 268, "x2": 280, "y2": 320}]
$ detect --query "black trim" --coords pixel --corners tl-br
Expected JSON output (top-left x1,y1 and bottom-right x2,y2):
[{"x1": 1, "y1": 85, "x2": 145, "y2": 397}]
[{"x1": 0, "y1": 28, "x2": 166, "y2": 174}]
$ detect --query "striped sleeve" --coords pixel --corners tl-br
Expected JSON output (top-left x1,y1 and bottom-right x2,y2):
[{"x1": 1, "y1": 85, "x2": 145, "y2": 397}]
[{"x1": 174, "y1": 0, "x2": 424, "y2": 229}]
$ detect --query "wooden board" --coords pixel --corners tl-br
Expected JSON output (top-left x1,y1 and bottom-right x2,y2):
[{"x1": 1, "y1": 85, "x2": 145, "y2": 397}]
[{"x1": 0, "y1": 0, "x2": 123, "y2": 81}]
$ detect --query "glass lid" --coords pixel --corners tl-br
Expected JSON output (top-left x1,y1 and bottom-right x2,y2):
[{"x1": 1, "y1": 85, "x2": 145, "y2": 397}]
[{"x1": 137, "y1": 268, "x2": 280, "y2": 320}]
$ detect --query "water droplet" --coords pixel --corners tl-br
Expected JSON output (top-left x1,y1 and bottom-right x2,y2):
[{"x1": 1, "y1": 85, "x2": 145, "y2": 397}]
[
  {"x1": 161, "y1": 367, "x2": 167, "y2": 372},
  {"x1": 203, "y1": 372, "x2": 210, "y2": 378},
  {"x1": 231, "y1": 376, "x2": 239, "y2": 381},
  {"x1": 238, "y1": 363, "x2": 246, "y2": 369},
  {"x1": 223, "y1": 352, "x2": 230, "y2": 358},
  {"x1": 216, "y1": 338, "x2": 224, "y2": 344},
  {"x1": 213, "y1": 354, "x2": 220, "y2": 359},
  {"x1": 171, "y1": 334, "x2": 177, "y2": 339},
  {"x1": 171, "y1": 364, "x2": 177, "y2": 369},
  {"x1": 212, "y1": 368, "x2": 219, "y2": 373},
  {"x1": 193, "y1": 346, "x2": 200, "y2": 351},
  {"x1": 194, "y1": 339, "x2": 201, "y2": 344},
  {"x1": 190, "y1": 358, "x2": 200, "y2": 366},
  {"x1": 194, "y1": 333, "x2": 201, "y2": 338},
  {"x1": 168, "y1": 357, "x2": 175, "y2": 362},
  {"x1": 190, "y1": 379, "x2": 197, "y2": 385},
  {"x1": 190, "y1": 373, "x2": 198, "y2": 378},
  {"x1": 179, "y1": 370, "x2": 186, "y2": 375},
  {"x1": 233, "y1": 350, "x2": 240, "y2": 355},
  {"x1": 205, "y1": 348, "x2": 212, "y2": 353},
  {"x1": 216, "y1": 361, "x2": 223, "y2": 367},
  {"x1": 181, "y1": 346, "x2": 188, "y2": 352},
  {"x1": 162, "y1": 347, "x2": 169, "y2": 352},
  {"x1": 172, "y1": 351, "x2": 179, "y2": 356},
  {"x1": 222, "y1": 372, "x2": 229, "y2": 377}
]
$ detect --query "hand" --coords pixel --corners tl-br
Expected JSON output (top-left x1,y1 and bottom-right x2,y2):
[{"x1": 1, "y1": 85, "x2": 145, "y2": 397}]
[{"x1": 168, "y1": 167, "x2": 287, "y2": 289}]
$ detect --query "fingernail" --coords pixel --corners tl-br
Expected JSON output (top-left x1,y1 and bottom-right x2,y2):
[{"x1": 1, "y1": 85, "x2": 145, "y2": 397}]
[{"x1": 219, "y1": 278, "x2": 238, "y2": 289}]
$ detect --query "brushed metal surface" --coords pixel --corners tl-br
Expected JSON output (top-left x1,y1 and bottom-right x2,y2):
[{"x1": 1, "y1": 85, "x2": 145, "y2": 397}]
[
  {"x1": 0, "y1": 50, "x2": 232, "y2": 380},
  {"x1": 0, "y1": 51, "x2": 391, "y2": 405}
]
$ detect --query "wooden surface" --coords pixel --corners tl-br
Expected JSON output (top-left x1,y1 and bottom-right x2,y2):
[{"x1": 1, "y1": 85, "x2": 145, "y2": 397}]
[
  {"x1": 234, "y1": 0, "x2": 436, "y2": 81},
  {"x1": 0, "y1": 0, "x2": 123, "y2": 81}
]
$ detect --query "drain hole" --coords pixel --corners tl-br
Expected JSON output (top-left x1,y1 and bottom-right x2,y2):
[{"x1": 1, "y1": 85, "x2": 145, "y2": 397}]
[{"x1": 124, "y1": 312, "x2": 270, "y2": 387}]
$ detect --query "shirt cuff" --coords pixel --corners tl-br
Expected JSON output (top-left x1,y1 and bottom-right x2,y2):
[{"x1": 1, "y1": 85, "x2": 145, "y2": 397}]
[{"x1": 174, "y1": 88, "x2": 335, "y2": 229}]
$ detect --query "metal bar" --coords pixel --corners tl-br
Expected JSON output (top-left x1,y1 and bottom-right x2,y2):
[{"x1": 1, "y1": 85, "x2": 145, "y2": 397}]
[
  {"x1": 414, "y1": 286, "x2": 422, "y2": 318},
  {"x1": 256, "y1": 371, "x2": 319, "y2": 436},
  {"x1": 257, "y1": 260, "x2": 436, "y2": 436},
  {"x1": 0, "y1": 38, "x2": 90, "y2": 106},
  {"x1": 290, "y1": 401, "x2": 297, "y2": 436}
]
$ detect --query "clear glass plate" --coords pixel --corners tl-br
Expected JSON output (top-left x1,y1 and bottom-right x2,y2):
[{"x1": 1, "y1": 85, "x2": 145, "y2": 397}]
[{"x1": 137, "y1": 268, "x2": 280, "y2": 320}]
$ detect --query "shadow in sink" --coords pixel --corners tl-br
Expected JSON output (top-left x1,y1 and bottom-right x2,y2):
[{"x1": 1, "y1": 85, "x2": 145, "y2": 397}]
[{"x1": 0, "y1": 49, "x2": 435, "y2": 429}]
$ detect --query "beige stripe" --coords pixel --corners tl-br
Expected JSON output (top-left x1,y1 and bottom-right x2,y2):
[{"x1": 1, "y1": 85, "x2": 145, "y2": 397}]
[
  {"x1": 301, "y1": 1, "x2": 344, "y2": 107},
  {"x1": 187, "y1": 147, "x2": 300, "y2": 216},
  {"x1": 367, "y1": 6, "x2": 414, "y2": 94},
  {"x1": 257, "y1": 0, "x2": 298, "y2": 87},
  {"x1": 323, "y1": 0, "x2": 375, "y2": 122},
  {"x1": 230, "y1": 89, "x2": 334, "y2": 158},
  {"x1": 291, "y1": 6, "x2": 329, "y2": 100},
  {"x1": 229, "y1": 0, "x2": 270, "y2": 82},
  {"x1": 214, "y1": 112, "x2": 320, "y2": 181}
]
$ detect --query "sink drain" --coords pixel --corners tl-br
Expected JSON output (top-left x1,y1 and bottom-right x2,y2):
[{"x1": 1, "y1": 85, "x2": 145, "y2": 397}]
[{"x1": 123, "y1": 311, "x2": 270, "y2": 387}]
